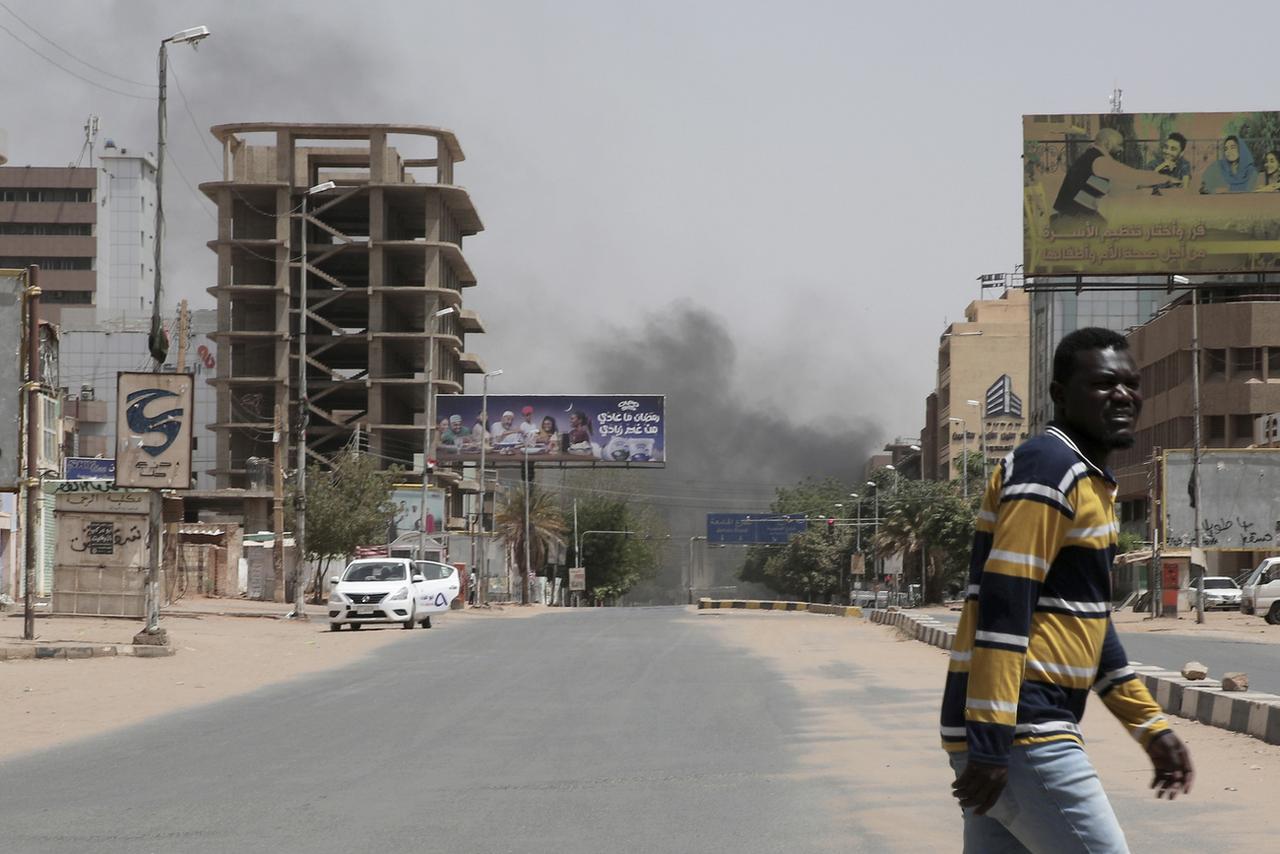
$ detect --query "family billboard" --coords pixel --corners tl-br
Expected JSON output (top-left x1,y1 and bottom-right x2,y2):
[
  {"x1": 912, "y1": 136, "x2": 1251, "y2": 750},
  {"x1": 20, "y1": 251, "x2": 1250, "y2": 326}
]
[
  {"x1": 432, "y1": 394, "x2": 665, "y2": 467},
  {"x1": 1024, "y1": 111, "x2": 1280, "y2": 276}
]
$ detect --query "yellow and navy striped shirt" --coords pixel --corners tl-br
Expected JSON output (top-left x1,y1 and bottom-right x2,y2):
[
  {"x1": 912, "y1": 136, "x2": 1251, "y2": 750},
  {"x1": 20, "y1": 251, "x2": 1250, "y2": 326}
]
[{"x1": 940, "y1": 425, "x2": 1169, "y2": 765}]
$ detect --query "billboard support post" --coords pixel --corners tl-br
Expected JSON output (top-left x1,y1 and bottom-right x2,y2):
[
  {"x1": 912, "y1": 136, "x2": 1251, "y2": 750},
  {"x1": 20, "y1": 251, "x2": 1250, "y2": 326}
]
[
  {"x1": 22, "y1": 265, "x2": 39, "y2": 641},
  {"x1": 1190, "y1": 285, "x2": 1206, "y2": 624}
]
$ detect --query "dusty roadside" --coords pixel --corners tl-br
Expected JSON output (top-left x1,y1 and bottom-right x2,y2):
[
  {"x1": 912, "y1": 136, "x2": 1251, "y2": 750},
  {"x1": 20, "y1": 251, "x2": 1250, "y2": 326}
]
[
  {"x1": 0, "y1": 597, "x2": 540, "y2": 763},
  {"x1": 696, "y1": 609, "x2": 1280, "y2": 851}
]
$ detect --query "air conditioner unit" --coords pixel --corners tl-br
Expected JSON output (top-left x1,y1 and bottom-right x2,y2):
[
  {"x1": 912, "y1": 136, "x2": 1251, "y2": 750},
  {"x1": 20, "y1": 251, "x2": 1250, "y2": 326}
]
[{"x1": 80, "y1": 384, "x2": 95, "y2": 401}]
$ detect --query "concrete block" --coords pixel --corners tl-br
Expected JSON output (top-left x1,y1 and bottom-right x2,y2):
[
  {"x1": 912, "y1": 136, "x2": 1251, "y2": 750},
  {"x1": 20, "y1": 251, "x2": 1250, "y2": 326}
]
[
  {"x1": 64, "y1": 647, "x2": 93, "y2": 660},
  {"x1": 34, "y1": 647, "x2": 65, "y2": 659},
  {"x1": 92, "y1": 646, "x2": 119, "y2": 657},
  {"x1": 131, "y1": 645, "x2": 174, "y2": 658}
]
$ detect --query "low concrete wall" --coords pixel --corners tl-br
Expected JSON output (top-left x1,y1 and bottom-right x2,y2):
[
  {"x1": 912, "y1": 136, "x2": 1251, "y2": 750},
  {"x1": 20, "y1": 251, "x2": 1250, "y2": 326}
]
[{"x1": 698, "y1": 598, "x2": 862, "y2": 618}]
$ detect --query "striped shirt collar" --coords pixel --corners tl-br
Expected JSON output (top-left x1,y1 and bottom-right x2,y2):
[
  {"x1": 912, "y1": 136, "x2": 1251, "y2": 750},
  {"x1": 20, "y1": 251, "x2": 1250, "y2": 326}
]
[{"x1": 1045, "y1": 424, "x2": 1116, "y2": 485}]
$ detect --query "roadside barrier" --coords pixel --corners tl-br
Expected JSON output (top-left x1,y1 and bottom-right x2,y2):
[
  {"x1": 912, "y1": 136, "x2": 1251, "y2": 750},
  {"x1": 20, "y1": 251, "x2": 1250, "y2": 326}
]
[
  {"x1": 866, "y1": 608, "x2": 1280, "y2": 746},
  {"x1": 697, "y1": 599, "x2": 862, "y2": 618}
]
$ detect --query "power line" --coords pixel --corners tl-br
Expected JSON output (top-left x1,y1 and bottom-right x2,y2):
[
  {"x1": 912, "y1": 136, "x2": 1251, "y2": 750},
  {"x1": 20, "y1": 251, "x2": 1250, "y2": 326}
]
[
  {"x1": 169, "y1": 62, "x2": 222, "y2": 172},
  {"x1": 0, "y1": 20, "x2": 153, "y2": 101},
  {"x1": 0, "y1": 1, "x2": 155, "y2": 88}
]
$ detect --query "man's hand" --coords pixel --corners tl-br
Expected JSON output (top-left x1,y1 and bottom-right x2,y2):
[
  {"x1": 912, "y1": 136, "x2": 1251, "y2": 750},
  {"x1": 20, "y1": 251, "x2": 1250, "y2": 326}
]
[
  {"x1": 951, "y1": 759, "x2": 1008, "y2": 815},
  {"x1": 1147, "y1": 731, "x2": 1194, "y2": 799}
]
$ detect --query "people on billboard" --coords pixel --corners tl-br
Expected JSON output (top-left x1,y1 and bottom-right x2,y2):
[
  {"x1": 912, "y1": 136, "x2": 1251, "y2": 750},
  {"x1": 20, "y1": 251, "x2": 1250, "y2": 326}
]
[
  {"x1": 518, "y1": 406, "x2": 539, "y2": 444},
  {"x1": 491, "y1": 410, "x2": 524, "y2": 452},
  {"x1": 1255, "y1": 150, "x2": 1280, "y2": 191},
  {"x1": 440, "y1": 416, "x2": 464, "y2": 447},
  {"x1": 1146, "y1": 132, "x2": 1191, "y2": 186},
  {"x1": 1051, "y1": 128, "x2": 1176, "y2": 226},
  {"x1": 470, "y1": 413, "x2": 488, "y2": 449},
  {"x1": 532, "y1": 415, "x2": 559, "y2": 452},
  {"x1": 566, "y1": 411, "x2": 594, "y2": 455},
  {"x1": 1200, "y1": 135, "x2": 1260, "y2": 193}
]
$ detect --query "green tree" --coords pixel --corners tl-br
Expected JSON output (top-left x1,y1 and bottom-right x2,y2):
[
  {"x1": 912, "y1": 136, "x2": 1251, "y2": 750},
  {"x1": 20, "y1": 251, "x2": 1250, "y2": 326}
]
[
  {"x1": 565, "y1": 494, "x2": 664, "y2": 604},
  {"x1": 872, "y1": 477, "x2": 975, "y2": 603},
  {"x1": 292, "y1": 449, "x2": 400, "y2": 601},
  {"x1": 493, "y1": 481, "x2": 568, "y2": 605}
]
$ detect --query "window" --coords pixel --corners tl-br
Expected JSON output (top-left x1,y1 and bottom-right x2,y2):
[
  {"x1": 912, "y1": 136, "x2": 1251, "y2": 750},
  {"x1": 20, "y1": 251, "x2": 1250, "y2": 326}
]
[
  {"x1": 41, "y1": 290, "x2": 92, "y2": 305},
  {"x1": 0, "y1": 188, "x2": 92, "y2": 203},
  {"x1": 39, "y1": 395, "x2": 59, "y2": 467},
  {"x1": 1232, "y1": 347, "x2": 1262, "y2": 379},
  {"x1": 1206, "y1": 415, "x2": 1225, "y2": 444},
  {"x1": 0, "y1": 223, "x2": 91, "y2": 236},
  {"x1": 0, "y1": 257, "x2": 92, "y2": 270},
  {"x1": 1233, "y1": 414, "x2": 1255, "y2": 442},
  {"x1": 1205, "y1": 349, "x2": 1226, "y2": 378},
  {"x1": 1269, "y1": 347, "x2": 1280, "y2": 378}
]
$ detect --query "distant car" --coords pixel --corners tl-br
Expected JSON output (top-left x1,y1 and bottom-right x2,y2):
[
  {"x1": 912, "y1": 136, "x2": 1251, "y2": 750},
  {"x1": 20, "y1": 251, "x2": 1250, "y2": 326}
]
[
  {"x1": 1189, "y1": 576, "x2": 1242, "y2": 611},
  {"x1": 328, "y1": 558, "x2": 460, "y2": 631},
  {"x1": 1240, "y1": 557, "x2": 1280, "y2": 623}
]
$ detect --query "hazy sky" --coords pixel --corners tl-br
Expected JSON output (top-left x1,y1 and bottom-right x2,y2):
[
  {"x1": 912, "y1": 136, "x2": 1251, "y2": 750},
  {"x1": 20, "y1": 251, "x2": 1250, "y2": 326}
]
[{"x1": 2, "y1": 0, "x2": 1272, "y2": 487}]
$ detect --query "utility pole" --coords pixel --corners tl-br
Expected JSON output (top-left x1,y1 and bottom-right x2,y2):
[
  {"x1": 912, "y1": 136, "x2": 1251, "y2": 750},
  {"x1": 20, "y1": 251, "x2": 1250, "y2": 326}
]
[
  {"x1": 523, "y1": 460, "x2": 533, "y2": 605},
  {"x1": 273, "y1": 403, "x2": 286, "y2": 600},
  {"x1": 175, "y1": 299, "x2": 189, "y2": 371},
  {"x1": 22, "y1": 266, "x2": 40, "y2": 641},
  {"x1": 1190, "y1": 287, "x2": 1206, "y2": 624}
]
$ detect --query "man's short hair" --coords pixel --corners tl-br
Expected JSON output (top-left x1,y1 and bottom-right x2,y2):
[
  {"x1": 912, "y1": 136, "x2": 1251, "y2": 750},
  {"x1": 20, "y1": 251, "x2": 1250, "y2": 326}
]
[
  {"x1": 1052, "y1": 327, "x2": 1130, "y2": 385},
  {"x1": 1167, "y1": 132, "x2": 1187, "y2": 153}
]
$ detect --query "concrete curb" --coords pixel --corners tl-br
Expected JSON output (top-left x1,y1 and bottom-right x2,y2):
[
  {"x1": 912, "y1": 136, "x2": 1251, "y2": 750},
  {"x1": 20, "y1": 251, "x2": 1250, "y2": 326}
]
[
  {"x1": 697, "y1": 599, "x2": 862, "y2": 618},
  {"x1": 866, "y1": 608, "x2": 1280, "y2": 746},
  {"x1": 0, "y1": 642, "x2": 175, "y2": 661}
]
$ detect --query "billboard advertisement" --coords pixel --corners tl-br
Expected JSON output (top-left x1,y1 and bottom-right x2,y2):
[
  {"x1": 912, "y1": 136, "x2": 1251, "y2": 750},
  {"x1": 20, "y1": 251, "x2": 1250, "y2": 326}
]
[
  {"x1": 388, "y1": 486, "x2": 447, "y2": 539},
  {"x1": 1024, "y1": 111, "x2": 1280, "y2": 275},
  {"x1": 433, "y1": 395, "x2": 665, "y2": 466},
  {"x1": 114, "y1": 372, "x2": 195, "y2": 489},
  {"x1": 706, "y1": 513, "x2": 807, "y2": 544}
]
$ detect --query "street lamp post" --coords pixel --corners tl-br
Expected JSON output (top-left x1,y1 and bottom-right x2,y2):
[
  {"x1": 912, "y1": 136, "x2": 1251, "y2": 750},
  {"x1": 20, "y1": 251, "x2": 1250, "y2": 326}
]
[
  {"x1": 866, "y1": 480, "x2": 879, "y2": 587},
  {"x1": 688, "y1": 535, "x2": 707, "y2": 604},
  {"x1": 152, "y1": 25, "x2": 210, "y2": 366},
  {"x1": 948, "y1": 416, "x2": 968, "y2": 501},
  {"x1": 419, "y1": 305, "x2": 456, "y2": 561},
  {"x1": 476, "y1": 368, "x2": 502, "y2": 604},
  {"x1": 291, "y1": 179, "x2": 335, "y2": 620}
]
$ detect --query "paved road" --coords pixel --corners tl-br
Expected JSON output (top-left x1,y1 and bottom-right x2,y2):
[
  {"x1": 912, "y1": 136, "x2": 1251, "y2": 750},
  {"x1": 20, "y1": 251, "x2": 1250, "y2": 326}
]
[
  {"x1": 0, "y1": 608, "x2": 841, "y2": 854},
  {"x1": 923, "y1": 609, "x2": 1280, "y2": 693}
]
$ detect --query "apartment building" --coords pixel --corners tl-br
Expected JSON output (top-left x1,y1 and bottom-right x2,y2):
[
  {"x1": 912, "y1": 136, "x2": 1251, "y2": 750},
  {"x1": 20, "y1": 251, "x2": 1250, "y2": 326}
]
[
  {"x1": 201, "y1": 123, "x2": 487, "y2": 524},
  {"x1": 927, "y1": 288, "x2": 1030, "y2": 486}
]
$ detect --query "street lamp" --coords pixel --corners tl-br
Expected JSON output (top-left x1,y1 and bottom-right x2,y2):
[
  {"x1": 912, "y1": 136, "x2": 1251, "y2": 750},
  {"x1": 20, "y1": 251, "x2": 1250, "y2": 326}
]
[
  {"x1": 966, "y1": 399, "x2": 986, "y2": 486},
  {"x1": 152, "y1": 25, "x2": 210, "y2": 366},
  {"x1": 476, "y1": 368, "x2": 502, "y2": 604},
  {"x1": 948, "y1": 416, "x2": 968, "y2": 501},
  {"x1": 885, "y1": 463, "x2": 899, "y2": 494},
  {"x1": 418, "y1": 305, "x2": 456, "y2": 560},
  {"x1": 289, "y1": 179, "x2": 337, "y2": 620},
  {"x1": 1174, "y1": 273, "x2": 1206, "y2": 624},
  {"x1": 866, "y1": 480, "x2": 880, "y2": 585}
]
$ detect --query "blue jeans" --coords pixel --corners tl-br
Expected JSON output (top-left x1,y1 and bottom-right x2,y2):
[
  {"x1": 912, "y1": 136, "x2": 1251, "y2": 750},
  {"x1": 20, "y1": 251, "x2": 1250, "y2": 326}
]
[{"x1": 948, "y1": 740, "x2": 1129, "y2": 853}]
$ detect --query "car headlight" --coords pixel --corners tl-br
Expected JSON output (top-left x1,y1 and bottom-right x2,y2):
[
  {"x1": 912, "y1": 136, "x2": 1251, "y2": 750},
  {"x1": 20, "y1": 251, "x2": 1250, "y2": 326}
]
[
  {"x1": 328, "y1": 589, "x2": 345, "y2": 604},
  {"x1": 389, "y1": 587, "x2": 409, "y2": 600}
]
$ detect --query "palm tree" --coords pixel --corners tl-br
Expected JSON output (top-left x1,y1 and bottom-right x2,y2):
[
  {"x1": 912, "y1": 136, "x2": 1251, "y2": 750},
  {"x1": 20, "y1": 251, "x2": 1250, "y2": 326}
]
[
  {"x1": 872, "y1": 478, "x2": 974, "y2": 604},
  {"x1": 493, "y1": 482, "x2": 568, "y2": 605}
]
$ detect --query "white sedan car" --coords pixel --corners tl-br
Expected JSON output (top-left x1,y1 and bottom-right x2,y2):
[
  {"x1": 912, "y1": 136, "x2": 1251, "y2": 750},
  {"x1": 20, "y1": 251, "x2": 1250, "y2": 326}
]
[
  {"x1": 1192, "y1": 576, "x2": 1242, "y2": 611},
  {"x1": 328, "y1": 558, "x2": 460, "y2": 631}
]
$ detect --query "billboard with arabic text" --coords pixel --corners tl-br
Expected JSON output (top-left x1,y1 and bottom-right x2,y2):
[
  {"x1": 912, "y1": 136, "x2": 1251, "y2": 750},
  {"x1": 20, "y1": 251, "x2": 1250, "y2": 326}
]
[
  {"x1": 1024, "y1": 111, "x2": 1280, "y2": 275},
  {"x1": 433, "y1": 395, "x2": 665, "y2": 467}
]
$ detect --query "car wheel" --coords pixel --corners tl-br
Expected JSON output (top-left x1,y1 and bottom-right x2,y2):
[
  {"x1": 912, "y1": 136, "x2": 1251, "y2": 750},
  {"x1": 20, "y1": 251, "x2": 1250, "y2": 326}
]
[
  {"x1": 350, "y1": 622, "x2": 362, "y2": 631},
  {"x1": 403, "y1": 606, "x2": 416, "y2": 630},
  {"x1": 421, "y1": 616, "x2": 432, "y2": 629},
  {"x1": 329, "y1": 622, "x2": 341, "y2": 632},
  {"x1": 1267, "y1": 603, "x2": 1280, "y2": 625}
]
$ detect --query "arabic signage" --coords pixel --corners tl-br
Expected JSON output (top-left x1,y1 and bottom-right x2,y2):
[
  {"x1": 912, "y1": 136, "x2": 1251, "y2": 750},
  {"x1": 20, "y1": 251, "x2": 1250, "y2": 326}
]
[
  {"x1": 1163, "y1": 449, "x2": 1280, "y2": 551},
  {"x1": 706, "y1": 513, "x2": 807, "y2": 544},
  {"x1": 1024, "y1": 111, "x2": 1280, "y2": 275},
  {"x1": 433, "y1": 395, "x2": 665, "y2": 467},
  {"x1": 0, "y1": 270, "x2": 24, "y2": 489},
  {"x1": 65, "y1": 456, "x2": 116, "y2": 480},
  {"x1": 115, "y1": 372, "x2": 194, "y2": 489}
]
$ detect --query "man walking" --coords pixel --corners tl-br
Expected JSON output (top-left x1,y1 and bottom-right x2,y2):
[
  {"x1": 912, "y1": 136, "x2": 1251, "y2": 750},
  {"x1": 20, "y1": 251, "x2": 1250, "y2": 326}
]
[{"x1": 942, "y1": 327, "x2": 1193, "y2": 853}]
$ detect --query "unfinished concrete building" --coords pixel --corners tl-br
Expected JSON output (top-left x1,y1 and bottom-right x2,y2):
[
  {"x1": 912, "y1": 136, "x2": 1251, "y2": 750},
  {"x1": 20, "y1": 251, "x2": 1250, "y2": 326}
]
[{"x1": 201, "y1": 123, "x2": 486, "y2": 501}]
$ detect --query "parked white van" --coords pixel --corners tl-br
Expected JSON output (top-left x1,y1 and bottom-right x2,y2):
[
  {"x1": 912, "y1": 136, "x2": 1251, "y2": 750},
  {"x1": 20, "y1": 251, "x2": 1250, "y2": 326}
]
[{"x1": 1238, "y1": 556, "x2": 1280, "y2": 623}]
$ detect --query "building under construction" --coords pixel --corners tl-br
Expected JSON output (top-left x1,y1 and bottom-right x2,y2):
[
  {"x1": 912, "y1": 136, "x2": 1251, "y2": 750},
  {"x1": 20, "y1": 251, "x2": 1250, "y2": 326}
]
[{"x1": 201, "y1": 123, "x2": 486, "y2": 512}]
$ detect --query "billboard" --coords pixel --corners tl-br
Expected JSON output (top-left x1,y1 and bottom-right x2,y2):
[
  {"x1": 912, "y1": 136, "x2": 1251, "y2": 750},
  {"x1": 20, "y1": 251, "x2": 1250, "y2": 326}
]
[
  {"x1": 114, "y1": 372, "x2": 195, "y2": 489},
  {"x1": 706, "y1": 513, "x2": 807, "y2": 544},
  {"x1": 433, "y1": 395, "x2": 665, "y2": 466},
  {"x1": 1164, "y1": 449, "x2": 1280, "y2": 551},
  {"x1": 389, "y1": 486, "x2": 447, "y2": 539},
  {"x1": 0, "y1": 270, "x2": 24, "y2": 490},
  {"x1": 1024, "y1": 111, "x2": 1280, "y2": 275}
]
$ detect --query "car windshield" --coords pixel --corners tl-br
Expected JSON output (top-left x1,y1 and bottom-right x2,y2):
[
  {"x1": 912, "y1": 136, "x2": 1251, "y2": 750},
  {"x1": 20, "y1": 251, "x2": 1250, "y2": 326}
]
[
  {"x1": 414, "y1": 562, "x2": 454, "y2": 581},
  {"x1": 1204, "y1": 578, "x2": 1237, "y2": 590},
  {"x1": 343, "y1": 562, "x2": 407, "y2": 582}
]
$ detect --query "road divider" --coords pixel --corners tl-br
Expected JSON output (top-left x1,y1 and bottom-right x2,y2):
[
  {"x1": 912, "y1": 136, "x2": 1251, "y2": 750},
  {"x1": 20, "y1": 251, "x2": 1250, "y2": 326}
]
[
  {"x1": 866, "y1": 608, "x2": 1280, "y2": 746},
  {"x1": 698, "y1": 598, "x2": 862, "y2": 618}
]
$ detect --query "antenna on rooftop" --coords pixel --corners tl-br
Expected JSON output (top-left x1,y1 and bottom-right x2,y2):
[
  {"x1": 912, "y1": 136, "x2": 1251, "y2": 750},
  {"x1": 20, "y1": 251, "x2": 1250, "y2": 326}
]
[
  {"x1": 1108, "y1": 85, "x2": 1123, "y2": 114},
  {"x1": 72, "y1": 115, "x2": 100, "y2": 168}
]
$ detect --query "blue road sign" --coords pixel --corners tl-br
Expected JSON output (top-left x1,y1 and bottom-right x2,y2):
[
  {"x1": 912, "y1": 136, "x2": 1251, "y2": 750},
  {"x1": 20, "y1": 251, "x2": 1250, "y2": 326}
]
[{"x1": 706, "y1": 513, "x2": 807, "y2": 544}]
